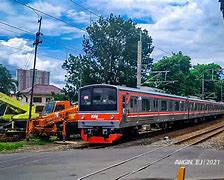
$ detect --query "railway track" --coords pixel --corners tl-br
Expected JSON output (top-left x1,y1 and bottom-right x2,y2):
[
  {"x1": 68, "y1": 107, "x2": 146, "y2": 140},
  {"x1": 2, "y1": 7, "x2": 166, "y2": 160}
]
[
  {"x1": 0, "y1": 121, "x2": 223, "y2": 176},
  {"x1": 77, "y1": 122, "x2": 224, "y2": 180},
  {"x1": 173, "y1": 122, "x2": 224, "y2": 145}
]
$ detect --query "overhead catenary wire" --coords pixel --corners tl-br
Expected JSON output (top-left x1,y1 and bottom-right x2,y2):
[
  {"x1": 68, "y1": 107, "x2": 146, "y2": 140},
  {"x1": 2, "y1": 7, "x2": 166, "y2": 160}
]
[{"x1": 14, "y1": 0, "x2": 87, "y2": 33}]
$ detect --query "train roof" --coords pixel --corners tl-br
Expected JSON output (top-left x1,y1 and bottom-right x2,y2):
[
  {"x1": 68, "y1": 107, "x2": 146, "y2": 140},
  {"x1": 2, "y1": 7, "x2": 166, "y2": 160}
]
[{"x1": 80, "y1": 84, "x2": 224, "y2": 105}]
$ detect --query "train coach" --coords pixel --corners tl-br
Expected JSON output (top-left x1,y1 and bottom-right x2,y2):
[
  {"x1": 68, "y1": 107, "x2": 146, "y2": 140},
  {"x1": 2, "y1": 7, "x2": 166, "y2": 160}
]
[{"x1": 78, "y1": 84, "x2": 224, "y2": 143}]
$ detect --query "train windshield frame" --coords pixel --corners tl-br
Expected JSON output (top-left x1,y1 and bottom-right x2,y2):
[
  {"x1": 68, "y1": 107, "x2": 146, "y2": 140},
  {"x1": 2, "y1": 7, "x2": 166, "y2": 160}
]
[{"x1": 79, "y1": 86, "x2": 118, "y2": 112}]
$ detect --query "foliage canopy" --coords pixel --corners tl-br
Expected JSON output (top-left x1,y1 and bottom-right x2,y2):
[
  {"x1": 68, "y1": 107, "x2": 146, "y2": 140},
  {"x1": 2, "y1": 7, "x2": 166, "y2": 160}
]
[
  {"x1": 0, "y1": 64, "x2": 17, "y2": 95},
  {"x1": 63, "y1": 14, "x2": 153, "y2": 100}
]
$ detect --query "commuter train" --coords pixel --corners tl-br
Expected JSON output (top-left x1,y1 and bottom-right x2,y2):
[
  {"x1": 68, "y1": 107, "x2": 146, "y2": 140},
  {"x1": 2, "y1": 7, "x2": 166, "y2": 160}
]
[{"x1": 78, "y1": 84, "x2": 224, "y2": 143}]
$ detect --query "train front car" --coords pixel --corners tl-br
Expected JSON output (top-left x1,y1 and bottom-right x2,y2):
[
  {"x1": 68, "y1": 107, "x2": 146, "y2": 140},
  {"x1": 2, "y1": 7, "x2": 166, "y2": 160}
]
[{"x1": 78, "y1": 85, "x2": 123, "y2": 143}]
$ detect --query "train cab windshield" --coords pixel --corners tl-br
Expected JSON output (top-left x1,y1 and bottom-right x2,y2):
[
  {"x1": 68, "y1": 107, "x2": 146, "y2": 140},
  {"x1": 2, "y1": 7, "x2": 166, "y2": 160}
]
[{"x1": 79, "y1": 86, "x2": 117, "y2": 111}]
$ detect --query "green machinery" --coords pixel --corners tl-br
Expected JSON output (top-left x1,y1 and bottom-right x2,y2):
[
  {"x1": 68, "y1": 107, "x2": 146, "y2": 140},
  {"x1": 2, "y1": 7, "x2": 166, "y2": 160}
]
[{"x1": 0, "y1": 92, "x2": 38, "y2": 137}]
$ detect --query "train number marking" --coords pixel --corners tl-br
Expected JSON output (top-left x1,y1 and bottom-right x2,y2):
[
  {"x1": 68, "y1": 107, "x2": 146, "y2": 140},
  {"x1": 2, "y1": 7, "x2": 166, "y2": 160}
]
[{"x1": 91, "y1": 114, "x2": 98, "y2": 119}]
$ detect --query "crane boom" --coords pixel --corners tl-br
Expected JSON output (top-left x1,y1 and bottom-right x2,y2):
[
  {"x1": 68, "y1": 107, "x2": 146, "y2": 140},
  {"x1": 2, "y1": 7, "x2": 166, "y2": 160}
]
[{"x1": 0, "y1": 92, "x2": 29, "y2": 113}]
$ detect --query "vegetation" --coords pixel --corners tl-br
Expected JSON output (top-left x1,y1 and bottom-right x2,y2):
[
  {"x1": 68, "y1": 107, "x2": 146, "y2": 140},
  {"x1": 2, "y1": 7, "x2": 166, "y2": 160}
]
[
  {"x1": 0, "y1": 138, "x2": 53, "y2": 152},
  {"x1": 0, "y1": 64, "x2": 17, "y2": 95},
  {"x1": 63, "y1": 14, "x2": 223, "y2": 102},
  {"x1": 144, "y1": 52, "x2": 223, "y2": 101},
  {"x1": 0, "y1": 141, "x2": 26, "y2": 151},
  {"x1": 63, "y1": 14, "x2": 153, "y2": 100},
  {"x1": 219, "y1": 0, "x2": 224, "y2": 18},
  {"x1": 144, "y1": 52, "x2": 192, "y2": 96}
]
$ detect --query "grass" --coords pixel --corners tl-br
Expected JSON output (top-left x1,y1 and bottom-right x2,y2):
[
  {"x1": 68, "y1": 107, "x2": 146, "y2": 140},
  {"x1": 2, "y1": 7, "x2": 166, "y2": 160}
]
[
  {"x1": 0, "y1": 141, "x2": 26, "y2": 151},
  {"x1": 0, "y1": 137, "x2": 55, "y2": 152},
  {"x1": 27, "y1": 137, "x2": 53, "y2": 145}
]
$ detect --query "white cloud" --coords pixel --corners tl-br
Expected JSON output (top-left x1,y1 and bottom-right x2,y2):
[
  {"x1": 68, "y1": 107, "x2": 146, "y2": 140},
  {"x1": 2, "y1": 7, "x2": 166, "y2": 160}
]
[
  {"x1": 0, "y1": 0, "x2": 87, "y2": 38},
  {"x1": 0, "y1": 38, "x2": 65, "y2": 88},
  {"x1": 67, "y1": 10, "x2": 91, "y2": 24},
  {"x1": 30, "y1": 1, "x2": 65, "y2": 17},
  {"x1": 87, "y1": 0, "x2": 224, "y2": 67}
]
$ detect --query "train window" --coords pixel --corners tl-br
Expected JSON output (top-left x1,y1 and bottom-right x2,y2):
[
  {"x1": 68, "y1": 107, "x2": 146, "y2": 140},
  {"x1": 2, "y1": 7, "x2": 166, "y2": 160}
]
[
  {"x1": 93, "y1": 88, "x2": 116, "y2": 105},
  {"x1": 174, "y1": 101, "x2": 180, "y2": 111},
  {"x1": 189, "y1": 103, "x2": 192, "y2": 111},
  {"x1": 194, "y1": 103, "x2": 197, "y2": 111},
  {"x1": 130, "y1": 98, "x2": 134, "y2": 108},
  {"x1": 122, "y1": 96, "x2": 126, "y2": 108},
  {"x1": 153, "y1": 100, "x2": 158, "y2": 111},
  {"x1": 168, "y1": 101, "x2": 173, "y2": 111},
  {"x1": 80, "y1": 89, "x2": 91, "y2": 106},
  {"x1": 142, "y1": 98, "x2": 151, "y2": 111},
  {"x1": 202, "y1": 104, "x2": 204, "y2": 111},
  {"x1": 180, "y1": 101, "x2": 185, "y2": 111},
  {"x1": 134, "y1": 99, "x2": 137, "y2": 106},
  {"x1": 129, "y1": 97, "x2": 138, "y2": 112},
  {"x1": 198, "y1": 104, "x2": 200, "y2": 111},
  {"x1": 161, "y1": 100, "x2": 168, "y2": 111},
  {"x1": 80, "y1": 87, "x2": 117, "y2": 111}
]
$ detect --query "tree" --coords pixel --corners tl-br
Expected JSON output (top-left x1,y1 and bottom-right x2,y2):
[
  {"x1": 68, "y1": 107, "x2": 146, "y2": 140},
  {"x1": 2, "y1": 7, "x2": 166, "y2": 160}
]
[
  {"x1": 219, "y1": 0, "x2": 224, "y2": 18},
  {"x1": 144, "y1": 52, "x2": 193, "y2": 96},
  {"x1": 0, "y1": 64, "x2": 17, "y2": 95},
  {"x1": 63, "y1": 14, "x2": 153, "y2": 99},
  {"x1": 191, "y1": 63, "x2": 223, "y2": 100}
]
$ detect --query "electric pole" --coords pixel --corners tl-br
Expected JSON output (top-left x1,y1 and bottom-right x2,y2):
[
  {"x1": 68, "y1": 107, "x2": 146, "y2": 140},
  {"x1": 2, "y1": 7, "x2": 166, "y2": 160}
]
[
  {"x1": 202, "y1": 73, "x2": 205, "y2": 100},
  {"x1": 137, "y1": 32, "x2": 142, "y2": 88},
  {"x1": 28, "y1": 17, "x2": 42, "y2": 120}
]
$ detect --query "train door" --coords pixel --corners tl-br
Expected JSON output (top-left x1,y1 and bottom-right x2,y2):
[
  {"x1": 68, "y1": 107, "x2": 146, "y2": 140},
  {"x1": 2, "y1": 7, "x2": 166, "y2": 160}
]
[
  {"x1": 153, "y1": 99, "x2": 159, "y2": 122},
  {"x1": 168, "y1": 100, "x2": 174, "y2": 121},
  {"x1": 122, "y1": 95, "x2": 128, "y2": 123},
  {"x1": 186, "y1": 100, "x2": 190, "y2": 120}
]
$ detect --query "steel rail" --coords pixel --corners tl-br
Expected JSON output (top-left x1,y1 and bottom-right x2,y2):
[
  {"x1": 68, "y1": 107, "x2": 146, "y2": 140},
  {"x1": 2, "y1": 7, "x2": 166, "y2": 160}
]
[
  {"x1": 77, "y1": 123, "x2": 224, "y2": 180},
  {"x1": 116, "y1": 126, "x2": 224, "y2": 179}
]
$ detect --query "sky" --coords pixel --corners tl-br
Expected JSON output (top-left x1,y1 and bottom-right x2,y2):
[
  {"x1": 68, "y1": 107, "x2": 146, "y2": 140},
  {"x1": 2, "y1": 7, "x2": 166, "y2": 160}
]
[{"x1": 0, "y1": 0, "x2": 223, "y2": 89}]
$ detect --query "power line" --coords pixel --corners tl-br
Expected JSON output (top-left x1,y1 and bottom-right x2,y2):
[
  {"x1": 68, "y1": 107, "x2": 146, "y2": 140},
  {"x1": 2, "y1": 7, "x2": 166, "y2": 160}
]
[
  {"x1": 70, "y1": 0, "x2": 100, "y2": 18},
  {"x1": 3, "y1": 49, "x2": 22, "y2": 56},
  {"x1": 154, "y1": 45, "x2": 171, "y2": 55},
  {"x1": 0, "y1": 21, "x2": 34, "y2": 35},
  {"x1": 141, "y1": 38, "x2": 171, "y2": 55},
  {"x1": 0, "y1": 21, "x2": 83, "y2": 53},
  {"x1": 0, "y1": 43, "x2": 65, "y2": 61},
  {"x1": 14, "y1": 0, "x2": 87, "y2": 33},
  {"x1": 0, "y1": 25, "x2": 25, "y2": 35}
]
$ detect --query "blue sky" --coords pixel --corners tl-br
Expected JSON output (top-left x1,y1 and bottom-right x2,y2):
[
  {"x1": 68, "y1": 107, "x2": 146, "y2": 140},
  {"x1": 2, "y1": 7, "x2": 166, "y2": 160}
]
[{"x1": 0, "y1": 0, "x2": 224, "y2": 88}]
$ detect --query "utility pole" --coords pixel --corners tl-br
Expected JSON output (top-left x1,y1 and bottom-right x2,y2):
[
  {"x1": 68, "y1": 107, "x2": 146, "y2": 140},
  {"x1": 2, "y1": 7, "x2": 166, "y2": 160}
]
[
  {"x1": 28, "y1": 17, "x2": 42, "y2": 120},
  {"x1": 137, "y1": 32, "x2": 142, "y2": 88},
  {"x1": 202, "y1": 73, "x2": 205, "y2": 100},
  {"x1": 221, "y1": 85, "x2": 223, "y2": 101}
]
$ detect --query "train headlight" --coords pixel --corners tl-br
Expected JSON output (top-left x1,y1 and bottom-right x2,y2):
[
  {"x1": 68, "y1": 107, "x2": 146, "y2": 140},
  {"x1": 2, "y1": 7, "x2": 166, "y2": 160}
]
[
  {"x1": 110, "y1": 115, "x2": 114, "y2": 119},
  {"x1": 81, "y1": 115, "x2": 85, "y2": 120}
]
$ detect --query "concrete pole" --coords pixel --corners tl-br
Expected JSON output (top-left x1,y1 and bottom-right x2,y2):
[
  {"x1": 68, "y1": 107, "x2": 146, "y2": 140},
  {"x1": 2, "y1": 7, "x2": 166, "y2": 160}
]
[
  {"x1": 202, "y1": 73, "x2": 205, "y2": 100},
  {"x1": 137, "y1": 32, "x2": 142, "y2": 88}
]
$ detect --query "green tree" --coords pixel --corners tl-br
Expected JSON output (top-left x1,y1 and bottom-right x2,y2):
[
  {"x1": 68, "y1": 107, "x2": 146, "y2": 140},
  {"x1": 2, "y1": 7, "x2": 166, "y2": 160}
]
[
  {"x1": 0, "y1": 64, "x2": 17, "y2": 95},
  {"x1": 219, "y1": 0, "x2": 224, "y2": 18},
  {"x1": 144, "y1": 52, "x2": 193, "y2": 96},
  {"x1": 191, "y1": 63, "x2": 223, "y2": 100},
  {"x1": 49, "y1": 92, "x2": 70, "y2": 101},
  {"x1": 63, "y1": 14, "x2": 153, "y2": 99}
]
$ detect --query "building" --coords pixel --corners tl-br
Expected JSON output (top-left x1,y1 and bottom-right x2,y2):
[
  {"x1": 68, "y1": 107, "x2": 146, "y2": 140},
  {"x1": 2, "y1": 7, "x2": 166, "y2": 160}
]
[
  {"x1": 21, "y1": 84, "x2": 63, "y2": 112},
  {"x1": 16, "y1": 69, "x2": 50, "y2": 91}
]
